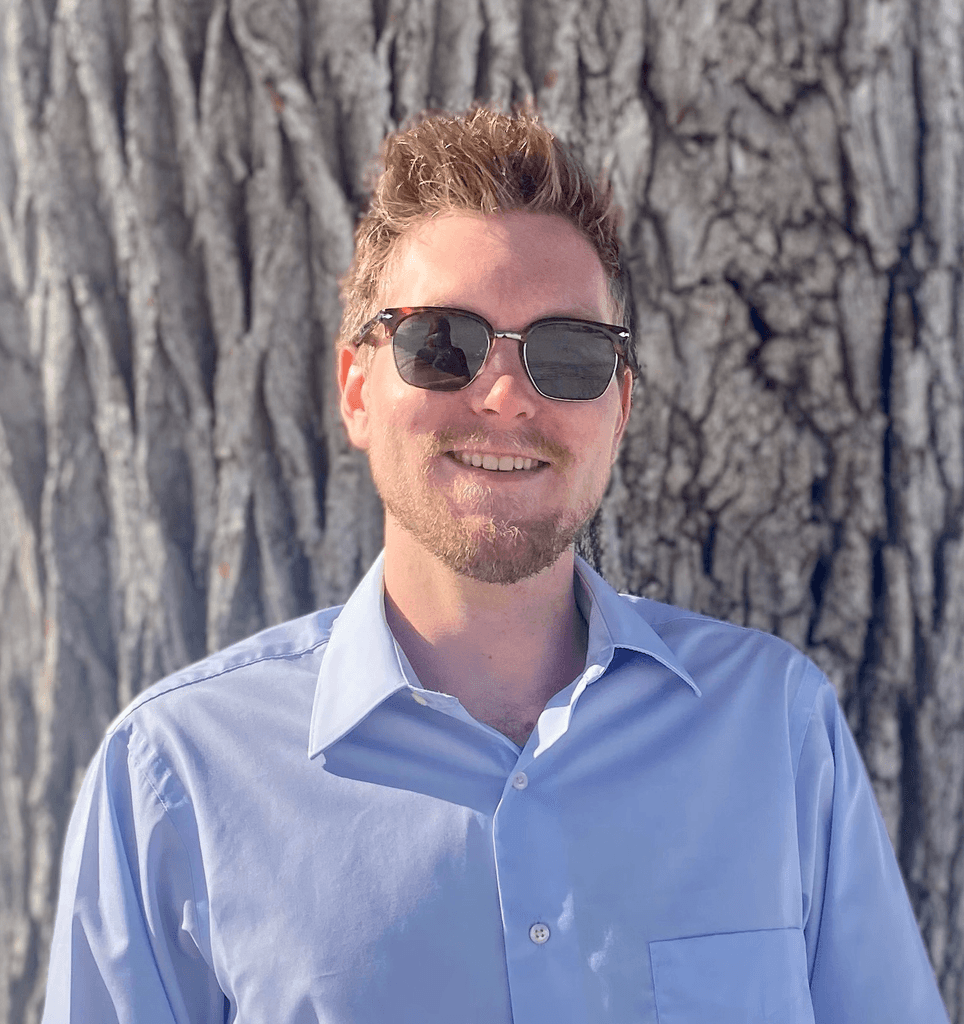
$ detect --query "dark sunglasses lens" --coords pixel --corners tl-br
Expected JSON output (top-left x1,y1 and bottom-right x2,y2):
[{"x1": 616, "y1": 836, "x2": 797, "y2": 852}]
[
  {"x1": 524, "y1": 323, "x2": 618, "y2": 400},
  {"x1": 393, "y1": 312, "x2": 488, "y2": 391}
]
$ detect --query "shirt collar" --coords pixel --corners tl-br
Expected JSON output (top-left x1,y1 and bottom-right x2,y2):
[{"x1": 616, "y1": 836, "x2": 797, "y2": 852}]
[
  {"x1": 573, "y1": 557, "x2": 700, "y2": 697},
  {"x1": 308, "y1": 552, "x2": 405, "y2": 759},
  {"x1": 308, "y1": 552, "x2": 699, "y2": 758}
]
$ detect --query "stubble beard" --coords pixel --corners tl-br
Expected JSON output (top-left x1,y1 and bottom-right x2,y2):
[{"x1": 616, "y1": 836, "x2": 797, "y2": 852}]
[{"x1": 373, "y1": 427, "x2": 601, "y2": 585}]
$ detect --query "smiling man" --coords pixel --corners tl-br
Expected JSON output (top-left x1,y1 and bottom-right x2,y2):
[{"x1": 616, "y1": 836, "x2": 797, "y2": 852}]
[
  {"x1": 43, "y1": 108, "x2": 949, "y2": 1023},
  {"x1": 341, "y1": 208, "x2": 631, "y2": 747}
]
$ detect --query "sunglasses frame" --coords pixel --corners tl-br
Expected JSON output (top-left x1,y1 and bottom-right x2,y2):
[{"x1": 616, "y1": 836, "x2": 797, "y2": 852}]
[{"x1": 356, "y1": 306, "x2": 637, "y2": 403}]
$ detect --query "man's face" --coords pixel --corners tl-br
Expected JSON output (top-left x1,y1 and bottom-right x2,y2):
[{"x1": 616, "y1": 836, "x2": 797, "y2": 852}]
[{"x1": 338, "y1": 210, "x2": 632, "y2": 585}]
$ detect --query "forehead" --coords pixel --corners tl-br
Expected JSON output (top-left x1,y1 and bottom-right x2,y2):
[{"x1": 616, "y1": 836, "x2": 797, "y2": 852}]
[{"x1": 381, "y1": 211, "x2": 612, "y2": 325}]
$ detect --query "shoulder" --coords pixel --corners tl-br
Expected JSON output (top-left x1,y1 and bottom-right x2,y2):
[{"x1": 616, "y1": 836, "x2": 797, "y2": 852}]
[
  {"x1": 616, "y1": 588, "x2": 805, "y2": 661},
  {"x1": 86, "y1": 605, "x2": 347, "y2": 826},
  {"x1": 614, "y1": 590, "x2": 830, "y2": 729},
  {"x1": 107, "y1": 605, "x2": 344, "y2": 740}
]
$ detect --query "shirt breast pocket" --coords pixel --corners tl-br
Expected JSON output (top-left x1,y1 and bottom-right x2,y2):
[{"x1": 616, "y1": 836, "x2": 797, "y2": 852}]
[{"x1": 649, "y1": 927, "x2": 815, "y2": 1024}]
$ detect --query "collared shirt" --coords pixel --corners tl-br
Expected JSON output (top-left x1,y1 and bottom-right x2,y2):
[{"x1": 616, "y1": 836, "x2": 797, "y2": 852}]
[{"x1": 43, "y1": 554, "x2": 948, "y2": 1023}]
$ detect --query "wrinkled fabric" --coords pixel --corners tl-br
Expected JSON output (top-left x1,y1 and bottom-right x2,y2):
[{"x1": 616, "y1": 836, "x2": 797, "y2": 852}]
[{"x1": 43, "y1": 554, "x2": 948, "y2": 1023}]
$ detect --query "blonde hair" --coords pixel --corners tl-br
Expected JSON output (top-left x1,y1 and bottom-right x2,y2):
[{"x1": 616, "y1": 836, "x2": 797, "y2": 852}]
[{"x1": 337, "y1": 106, "x2": 627, "y2": 352}]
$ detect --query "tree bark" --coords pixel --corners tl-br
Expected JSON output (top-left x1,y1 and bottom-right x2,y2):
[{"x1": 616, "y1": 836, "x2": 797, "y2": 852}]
[{"x1": 0, "y1": 0, "x2": 961, "y2": 1020}]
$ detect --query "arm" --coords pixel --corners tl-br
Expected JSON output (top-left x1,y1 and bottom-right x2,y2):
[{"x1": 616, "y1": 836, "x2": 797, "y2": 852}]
[
  {"x1": 796, "y1": 677, "x2": 949, "y2": 1023},
  {"x1": 42, "y1": 724, "x2": 226, "y2": 1023}
]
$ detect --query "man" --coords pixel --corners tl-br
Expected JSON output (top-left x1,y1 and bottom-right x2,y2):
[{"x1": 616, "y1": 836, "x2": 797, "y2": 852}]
[{"x1": 44, "y1": 108, "x2": 948, "y2": 1023}]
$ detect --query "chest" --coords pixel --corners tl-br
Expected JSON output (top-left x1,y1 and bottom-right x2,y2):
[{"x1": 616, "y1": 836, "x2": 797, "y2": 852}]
[
  {"x1": 475, "y1": 703, "x2": 541, "y2": 747},
  {"x1": 449, "y1": 685, "x2": 561, "y2": 749},
  {"x1": 192, "y1": 696, "x2": 805, "y2": 1024}
]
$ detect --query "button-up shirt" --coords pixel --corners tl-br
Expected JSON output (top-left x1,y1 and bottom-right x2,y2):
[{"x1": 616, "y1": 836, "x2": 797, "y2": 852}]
[{"x1": 43, "y1": 554, "x2": 949, "y2": 1023}]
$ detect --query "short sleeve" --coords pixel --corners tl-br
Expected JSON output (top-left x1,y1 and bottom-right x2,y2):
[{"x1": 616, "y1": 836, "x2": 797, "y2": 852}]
[
  {"x1": 795, "y1": 676, "x2": 949, "y2": 1023},
  {"x1": 42, "y1": 723, "x2": 226, "y2": 1023}
]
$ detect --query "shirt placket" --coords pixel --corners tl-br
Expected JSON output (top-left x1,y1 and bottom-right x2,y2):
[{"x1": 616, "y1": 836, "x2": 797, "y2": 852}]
[{"x1": 491, "y1": 681, "x2": 599, "y2": 1024}]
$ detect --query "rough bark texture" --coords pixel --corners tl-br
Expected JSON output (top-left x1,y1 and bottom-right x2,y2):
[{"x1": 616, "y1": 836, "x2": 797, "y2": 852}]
[{"x1": 0, "y1": 0, "x2": 961, "y2": 1020}]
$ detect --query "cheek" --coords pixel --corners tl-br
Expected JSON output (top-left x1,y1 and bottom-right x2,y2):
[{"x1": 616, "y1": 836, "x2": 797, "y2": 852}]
[
  {"x1": 580, "y1": 401, "x2": 624, "y2": 454},
  {"x1": 368, "y1": 395, "x2": 440, "y2": 462},
  {"x1": 571, "y1": 411, "x2": 624, "y2": 485}
]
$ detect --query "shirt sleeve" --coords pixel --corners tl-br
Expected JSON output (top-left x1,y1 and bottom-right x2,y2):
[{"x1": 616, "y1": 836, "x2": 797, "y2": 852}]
[
  {"x1": 42, "y1": 722, "x2": 226, "y2": 1023},
  {"x1": 795, "y1": 672, "x2": 950, "y2": 1023}
]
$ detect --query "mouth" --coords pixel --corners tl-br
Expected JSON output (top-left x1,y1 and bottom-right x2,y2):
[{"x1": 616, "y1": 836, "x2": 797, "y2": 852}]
[{"x1": 447, "y1": 450, "x2": 549, "y2": 473}]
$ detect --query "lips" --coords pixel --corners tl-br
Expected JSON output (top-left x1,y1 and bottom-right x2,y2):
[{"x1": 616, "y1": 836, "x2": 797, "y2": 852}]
[
  {"x1": 449, "y1": 451, "x2": 546, "y2": 472},
  {"x1": 433, "y1": 427, "x2": 570, "y2": 473}
]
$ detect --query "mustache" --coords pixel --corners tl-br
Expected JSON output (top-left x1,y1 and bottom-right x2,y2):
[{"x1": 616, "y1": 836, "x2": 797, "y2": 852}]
[{"x1": 430, "y1": 427, "x2": 572, "y2": 467}]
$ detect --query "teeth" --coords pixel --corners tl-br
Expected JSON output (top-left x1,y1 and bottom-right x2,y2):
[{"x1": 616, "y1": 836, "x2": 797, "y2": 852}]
[{"x1": 455, "y1": 452, "x2": 538, "y2": 472}]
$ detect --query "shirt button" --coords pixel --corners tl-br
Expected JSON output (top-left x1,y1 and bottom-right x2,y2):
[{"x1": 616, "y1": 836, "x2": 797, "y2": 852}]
[
  {"x1": 411, "y1": 691, "x2": 428, "y2": 706},
  {"x1": 529, "y1": 923, "x2": 550, "y2": 944},
  {"x1": 511, "y1": 772, "x2": 528, "y2": 790}
]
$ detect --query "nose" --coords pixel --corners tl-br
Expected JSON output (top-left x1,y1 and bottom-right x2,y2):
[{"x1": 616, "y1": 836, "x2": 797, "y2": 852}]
[{"x1": 468, "y1": 337, "x2": 538, "y2": 419}]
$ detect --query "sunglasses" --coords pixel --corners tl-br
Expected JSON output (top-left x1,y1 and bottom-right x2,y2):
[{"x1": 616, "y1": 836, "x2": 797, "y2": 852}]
[{"x1": 356, "y1": 306, "x2": 636, "y2": 402}]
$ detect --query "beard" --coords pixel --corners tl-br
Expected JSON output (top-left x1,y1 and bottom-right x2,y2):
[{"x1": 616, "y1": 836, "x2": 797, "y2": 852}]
[{"x1": 371, "y1": 426, "x2": 601, "y2": 585}]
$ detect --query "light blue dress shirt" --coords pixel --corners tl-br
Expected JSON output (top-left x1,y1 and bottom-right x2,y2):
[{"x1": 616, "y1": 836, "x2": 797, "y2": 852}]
[{"x1": 44, "y1": 554, "x2": 948, "y2": 1023}]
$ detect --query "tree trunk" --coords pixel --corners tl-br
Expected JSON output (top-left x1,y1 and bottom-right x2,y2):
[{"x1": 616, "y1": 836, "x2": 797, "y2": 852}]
[{"x1": 0, "y1": 0, "x2": 960, "y2": 1020}]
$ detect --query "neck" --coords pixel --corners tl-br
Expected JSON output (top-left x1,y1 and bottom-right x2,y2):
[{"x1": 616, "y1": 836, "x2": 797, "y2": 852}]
[{"x1": 382, "y1": 525, "x2": 589, "y2": 746}]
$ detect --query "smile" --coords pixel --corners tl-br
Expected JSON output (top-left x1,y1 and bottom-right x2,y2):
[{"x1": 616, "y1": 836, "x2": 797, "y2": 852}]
[{"x1": 448, "y1": 451, "x2": 547, "y2": 472}]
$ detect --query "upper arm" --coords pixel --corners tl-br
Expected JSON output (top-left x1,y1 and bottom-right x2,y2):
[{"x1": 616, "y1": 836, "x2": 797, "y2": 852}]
[
  {"x1": 794, "y1": 679, "x2": 949, "y2": 1022},
  {"x1": 43, "y1": 725, "x2": 226, "y2": 1024}
]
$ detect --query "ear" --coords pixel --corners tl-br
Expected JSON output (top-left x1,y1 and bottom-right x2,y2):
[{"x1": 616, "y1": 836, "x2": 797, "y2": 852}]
[
  {"x1": 610, "y1": 367, "x2": 633, "y2": 464},
  {"x1": 338, "y1": 346, "x2": 371, "y2": 451}
]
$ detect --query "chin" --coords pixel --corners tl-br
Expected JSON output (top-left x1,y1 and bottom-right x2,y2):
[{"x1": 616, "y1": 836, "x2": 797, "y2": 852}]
[
  {"x1": 423, "y1": 512, "x2": 588, "y2": 586},
  {"x1": 378, "y1": 461, "x2": 600, "y2": 585}
]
